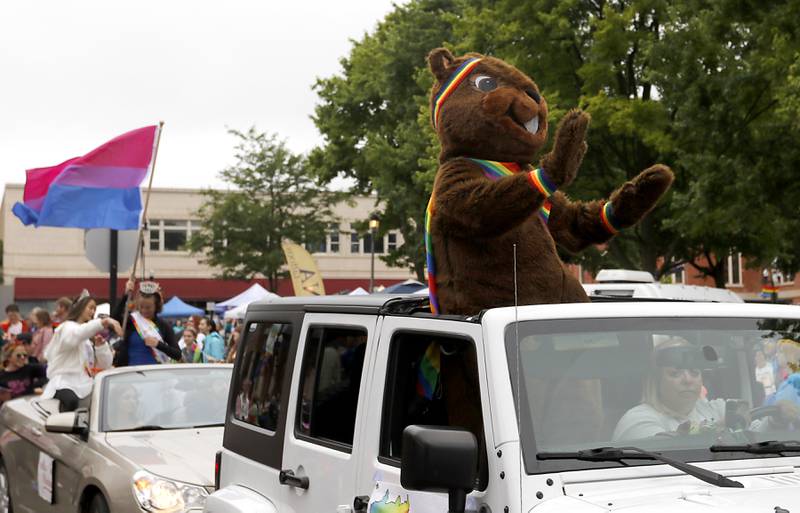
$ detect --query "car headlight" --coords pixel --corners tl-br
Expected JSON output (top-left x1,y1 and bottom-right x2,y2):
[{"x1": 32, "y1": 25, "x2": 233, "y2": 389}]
[{"x1": 133, "y1": 470, "x2": 208, "y2": 512}]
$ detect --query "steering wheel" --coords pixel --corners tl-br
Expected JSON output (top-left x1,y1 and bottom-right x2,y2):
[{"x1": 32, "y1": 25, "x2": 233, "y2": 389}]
[
  {"x1": 750, "y1": 405, "x2": 782, "y2": 421},
  {"x1": 748, "y1": 404, "x2": 800, "y2": 432}
]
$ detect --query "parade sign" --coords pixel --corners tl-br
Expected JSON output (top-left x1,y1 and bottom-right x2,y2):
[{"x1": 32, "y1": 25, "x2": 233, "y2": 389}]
[{"x1": 282, "y1": 241, "x2": 325, "y2": 296}]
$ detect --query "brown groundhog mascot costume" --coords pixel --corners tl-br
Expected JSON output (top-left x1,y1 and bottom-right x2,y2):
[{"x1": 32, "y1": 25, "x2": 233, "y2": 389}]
[
  {"x1": 423, "y1": 48, "x2": 674, "y2": 479},
  {"x1": 425, "y1": 48, "x2": 675, "y2": 315}
]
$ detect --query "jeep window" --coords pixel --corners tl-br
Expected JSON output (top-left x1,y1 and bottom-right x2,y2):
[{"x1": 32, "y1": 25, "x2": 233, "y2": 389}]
[
  {"x1": 232, "y1": 321, "x2": 294, "y2": 432},
  {"x1": 380, "y1": 331, "x2": 488, "y2": 490},
  {"x1": 296, "y1": 326, "x2": 368, "y2": 449},
  {"x1": 505, "y1": 317, "x2": 800, "y2": 474}
]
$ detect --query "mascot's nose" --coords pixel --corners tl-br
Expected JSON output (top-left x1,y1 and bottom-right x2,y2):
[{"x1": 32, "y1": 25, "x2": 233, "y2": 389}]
[{"x1": 525, "y1": 88, "x2": 541, "y2": 104}]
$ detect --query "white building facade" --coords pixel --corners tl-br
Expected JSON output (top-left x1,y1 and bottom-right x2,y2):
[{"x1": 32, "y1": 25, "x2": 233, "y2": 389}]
[{"x1": 1, "y1": 185, "x2": 416, "y2": 308}]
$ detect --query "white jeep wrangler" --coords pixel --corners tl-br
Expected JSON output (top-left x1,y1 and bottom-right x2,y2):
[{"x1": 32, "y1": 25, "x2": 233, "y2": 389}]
[{"x1": 206, "y1": 296, "x2": 800, "y2": 513}]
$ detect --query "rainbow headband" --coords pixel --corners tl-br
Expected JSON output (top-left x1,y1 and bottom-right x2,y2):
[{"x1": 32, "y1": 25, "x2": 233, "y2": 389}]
[{"x1": 432, "y1": 57, "x2": 482, "y2": 129}]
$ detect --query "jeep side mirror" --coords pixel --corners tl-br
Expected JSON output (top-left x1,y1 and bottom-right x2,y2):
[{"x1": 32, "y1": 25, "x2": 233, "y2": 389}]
[
  {"x1": 400, "y1": 425, "x2": 477, "y2": 513},
  {"x1": 45, "y1": 409, "x2": 89, "y2": 438}
]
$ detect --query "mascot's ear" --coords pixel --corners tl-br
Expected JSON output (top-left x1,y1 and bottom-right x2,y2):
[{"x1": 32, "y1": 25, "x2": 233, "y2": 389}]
[{"x1": 428, "y1": 47, "x2": 456, "y2": 83}]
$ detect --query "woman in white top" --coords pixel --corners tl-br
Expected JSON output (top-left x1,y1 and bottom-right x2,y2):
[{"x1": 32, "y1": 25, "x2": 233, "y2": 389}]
[
  {"x1": 613, "y1": 338, "x2": 800, "y2": 441},
  {"x1": 42, "y1": 292, "x2": 122, "y2": 412}
]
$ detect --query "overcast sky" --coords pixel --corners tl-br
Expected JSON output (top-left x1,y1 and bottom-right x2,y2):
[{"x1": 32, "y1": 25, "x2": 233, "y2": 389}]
[{"x1": 0, "y1": 0, "x2": 403, "y2": 195}]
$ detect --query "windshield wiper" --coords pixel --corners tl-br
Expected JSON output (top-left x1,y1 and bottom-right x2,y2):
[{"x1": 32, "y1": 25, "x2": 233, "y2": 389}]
[
  {"x1": 538, "y1": 446, "x2": 743, "y2": 488},
  {"x1": 189, "y1": 423, "x2": 224, "y2": 429},
  {"x1": 110, "y1": 424, "x2": 167, "y2": 432},
  {"x1": 710, "y1": 440, "x2": 800, "y2": 455}
]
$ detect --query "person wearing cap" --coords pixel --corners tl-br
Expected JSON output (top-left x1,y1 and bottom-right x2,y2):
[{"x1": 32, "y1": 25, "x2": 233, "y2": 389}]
[
  {"x1": 613, "y1": 338, "x2": 800, "y2": 440},
  {"x1": 112, "y1": 279, "x2": 182, "y2": 366}
]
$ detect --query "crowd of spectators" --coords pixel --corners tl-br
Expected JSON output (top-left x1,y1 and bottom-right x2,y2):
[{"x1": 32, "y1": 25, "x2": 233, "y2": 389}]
[
  {"x1": 755, "y1": 338, "x2": 800, "y2": 407},
  {"x1": 0, "y1": 280, "x2": 243, "y2": 411}
]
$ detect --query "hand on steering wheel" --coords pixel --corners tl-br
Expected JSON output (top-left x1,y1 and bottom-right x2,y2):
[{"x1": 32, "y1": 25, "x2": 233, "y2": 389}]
[{"x1": 751, "y1": 401, "x2": 800, "y2": 429}]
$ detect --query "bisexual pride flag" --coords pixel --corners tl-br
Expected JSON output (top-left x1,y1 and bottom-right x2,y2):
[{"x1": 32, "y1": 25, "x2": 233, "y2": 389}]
[{"x1": 12, "y1": 125, "x2": 158, "y2": 230}]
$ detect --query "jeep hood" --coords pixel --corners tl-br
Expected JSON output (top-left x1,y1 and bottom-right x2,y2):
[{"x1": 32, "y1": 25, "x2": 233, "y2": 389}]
[
  {"x1": 533, "y1": 468, "x2": 800, "y2": 512},
  {"x1": 105, "y1": 426, "x2": 223, "y2": 486}
]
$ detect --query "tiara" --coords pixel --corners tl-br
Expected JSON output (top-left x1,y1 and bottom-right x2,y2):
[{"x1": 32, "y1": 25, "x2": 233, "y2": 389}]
[
  {"x1": 78, "y1": 289, "x2": 90, "y2": 301},
  {"x1": 138, "y1": 281, "x2": 161, "y2": 295}
]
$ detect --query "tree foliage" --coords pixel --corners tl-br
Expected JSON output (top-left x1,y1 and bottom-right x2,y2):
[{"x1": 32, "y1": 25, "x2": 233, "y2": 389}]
[
  {"x1": 188, "y1": 128, "x2": 340, "y2": 290},
  {"x1": 312, "y1": 0, "x2": 800, "y2": 287},
  {"x1": 310, "y1": 0, "x2": 458, "y2": 280}
]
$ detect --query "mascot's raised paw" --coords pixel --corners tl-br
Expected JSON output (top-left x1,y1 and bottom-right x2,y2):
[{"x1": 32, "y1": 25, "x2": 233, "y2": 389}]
[
  {"x1": 540, "y1": 109, "x2": 590, "y2": 189},
  {"x1": 607, "y1": 165, "x2": 675, "y2": 229}
]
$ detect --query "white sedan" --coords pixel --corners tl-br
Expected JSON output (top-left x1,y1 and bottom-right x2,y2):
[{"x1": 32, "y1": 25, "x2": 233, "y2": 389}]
[{"x1": 0, "y1": 363, "x2": 231, "y2": 513}]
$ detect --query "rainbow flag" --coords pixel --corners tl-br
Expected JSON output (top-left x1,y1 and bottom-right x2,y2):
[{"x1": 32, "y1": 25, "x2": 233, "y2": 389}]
[
  {"x1": 416, "y1": 343, "x2": 441, "y2": 400},
  {"x1": 12, "y1": 126, "x2": 158, "y2": 230},
  {"x1": 761, "y1": 285, "x2": 779, "y2": 299}
]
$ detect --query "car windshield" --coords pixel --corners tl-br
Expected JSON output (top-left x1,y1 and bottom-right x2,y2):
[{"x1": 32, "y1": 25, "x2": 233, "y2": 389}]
[
  {"x1": 505, "y1": 317, "x2": 800, "y2": 473},
  {"x1": 102, "y1": 367, "x2": 231, "y2": 432}
]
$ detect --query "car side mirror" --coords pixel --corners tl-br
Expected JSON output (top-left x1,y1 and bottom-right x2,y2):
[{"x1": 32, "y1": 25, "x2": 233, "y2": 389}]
[
  {"x1": 45, "y1": 408, "x2": 89, "y2": 437},
  {"x1": 400, "y1": 425, "x2": 477, "y2": 513}
]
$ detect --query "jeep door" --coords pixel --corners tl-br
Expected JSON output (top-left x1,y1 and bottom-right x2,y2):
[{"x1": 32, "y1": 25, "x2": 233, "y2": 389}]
[
  {"x1": 277, "y1": 313, "x2": 378, "y2": 513},
  {"x1": 353, "y1": 316, "x2": 494, "y2": 512}
]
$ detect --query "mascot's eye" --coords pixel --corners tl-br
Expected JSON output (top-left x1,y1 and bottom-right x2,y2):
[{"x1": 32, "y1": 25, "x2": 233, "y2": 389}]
[{"x1": 474, "y1": 76, "x2": 498, "y2": 92}]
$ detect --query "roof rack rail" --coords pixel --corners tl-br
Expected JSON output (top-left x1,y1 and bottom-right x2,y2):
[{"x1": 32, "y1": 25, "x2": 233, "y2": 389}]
[
  {"x1": 380, "y1": 296, "x2": 432, "y2": 315},
  {"x1": 588, "y1": 294, "x2": 692, "y2": 303}
]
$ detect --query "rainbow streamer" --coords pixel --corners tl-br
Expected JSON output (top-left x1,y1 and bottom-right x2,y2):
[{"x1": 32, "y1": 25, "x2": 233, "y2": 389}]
[
  {"x1": 416, "y1": 343, "x2": 441, "y2": 400},
  {"x1": 432, "y1": 58, "x2": 482, "y2": 129},
  {"x1": 424, "y1": 193, "x2": 440, "y2": 314}
]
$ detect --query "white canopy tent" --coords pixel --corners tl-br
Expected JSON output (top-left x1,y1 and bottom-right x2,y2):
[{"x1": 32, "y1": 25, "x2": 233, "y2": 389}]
[
  {"x1": 223, "y1": 302, "x2": 249, "y2": 320},
  {"x1": 215, "y1": 283, "x2": 279, "y2": 314},
  {"x1": 348, "y1": 287, "x2": 369, "y2": 296}
]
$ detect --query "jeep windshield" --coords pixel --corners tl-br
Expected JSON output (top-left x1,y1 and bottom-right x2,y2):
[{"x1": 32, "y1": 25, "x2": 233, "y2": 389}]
[{"x1": 505, "y1": 316, "x2": 800, "y2": 474}]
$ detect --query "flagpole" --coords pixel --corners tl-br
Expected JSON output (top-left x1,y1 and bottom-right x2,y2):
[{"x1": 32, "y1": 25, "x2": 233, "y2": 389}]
[{"x1": 122, "y1": 121, "x2": 164, "y2": 334}]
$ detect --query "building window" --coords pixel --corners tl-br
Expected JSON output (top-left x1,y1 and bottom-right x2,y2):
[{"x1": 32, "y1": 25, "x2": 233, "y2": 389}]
[
  {"x1": 387, "y1": 232, "x2": 397, "y2": 252},
  {"x1": 329, "y1": 229, "x2": 340, "y2": 253},
  {"x1": 726, "y1": 253, "x2": 742, "y2": 285},
  {"x1": 670, "y1": 265, "x2": 685, "y2": 284},
  {"x1": 363, "y1": 233, "x2": 384, "y2": 254},
  {"x1": 306, "y1": 225, "x2": 342, "y2": 254},
  {"x1": 350, "y1": 233, "x2": 360, "y2": 254},
  {"x1": 148, "y1": 219, "x2": 198, "y2": 252},
  {"x1": 149, "y1": 225, "x2": 159, "y2": 251}
]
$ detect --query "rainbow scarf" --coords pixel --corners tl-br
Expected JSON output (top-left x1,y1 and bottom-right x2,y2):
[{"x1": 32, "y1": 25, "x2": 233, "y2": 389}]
[
  {"x1": 425, "y1": 159, "x2": 553, "y2": 314},
  {"x1": 432, "y1": 57, "x2": 482, "y2": 129},
  {"x1": 416, "y1": 342, "x2": 441, "y2": 400},
  {"x1": 469, "y1": 159, "x2": 554, "y2": 224}
]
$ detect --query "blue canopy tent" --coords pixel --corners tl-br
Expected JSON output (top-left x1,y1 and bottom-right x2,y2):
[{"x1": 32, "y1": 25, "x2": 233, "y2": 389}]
[{"x1": 159, "y1": 296, "x2": 204, "y2": 318}]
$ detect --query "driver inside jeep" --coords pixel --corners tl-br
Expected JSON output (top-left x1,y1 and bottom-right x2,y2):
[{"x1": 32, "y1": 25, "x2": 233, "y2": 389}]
[{"x1": 613, "y1": 338, "x2": 800, "y2": 441}]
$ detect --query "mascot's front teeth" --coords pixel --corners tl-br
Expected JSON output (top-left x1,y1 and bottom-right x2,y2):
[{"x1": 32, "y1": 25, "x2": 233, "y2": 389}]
[{"x1": 524, "y1": 116, "x2": 539, "y2": 134}]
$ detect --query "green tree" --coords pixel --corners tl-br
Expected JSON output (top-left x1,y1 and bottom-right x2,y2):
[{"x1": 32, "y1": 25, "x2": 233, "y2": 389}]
[
  {"x1": 313, "y1": 0, "x2": 800, "y2": 286},
  {"x1": 455, "y1": 0, "x2": 800, "y2": 286},
  {"x1": 310, "y1": 0, "x2": 458, "y2": 280},
  {"x1": 650, "y1": 0, "x2": 800, "y2": 286},
  {"x1": 188, "y1": 128, "x2": 340, "y2": 291}
]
